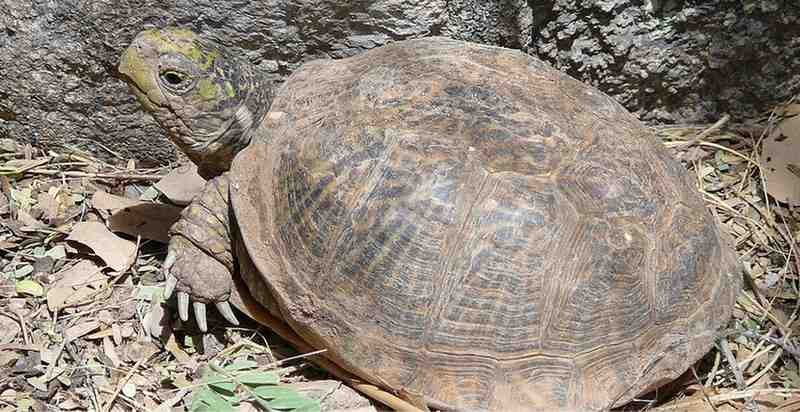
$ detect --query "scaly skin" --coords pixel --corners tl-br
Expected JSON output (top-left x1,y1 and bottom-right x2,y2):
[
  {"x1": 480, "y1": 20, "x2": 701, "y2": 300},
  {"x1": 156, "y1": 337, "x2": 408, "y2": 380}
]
[
  {"x1": 118, "y1": 28, "x2": 273, "y2": 178},
  {"x1": 118, "y1": 28, "x2": 271, "y2": 330},
  {"x1": 162, "y1": 175, "x2": 240, "y2": 330}
]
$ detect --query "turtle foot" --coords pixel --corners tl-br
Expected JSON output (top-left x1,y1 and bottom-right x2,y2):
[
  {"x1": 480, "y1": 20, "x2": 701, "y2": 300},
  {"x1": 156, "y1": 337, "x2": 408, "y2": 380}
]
[{"x1": 163, "y1": 234, "x2": 240, "y2": 332}]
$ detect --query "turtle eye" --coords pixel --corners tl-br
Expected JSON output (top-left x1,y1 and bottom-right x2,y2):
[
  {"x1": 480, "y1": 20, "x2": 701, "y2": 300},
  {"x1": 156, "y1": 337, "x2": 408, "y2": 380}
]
[{"x1": 159, "y1": 70, "x2": 193, "y2": 92}]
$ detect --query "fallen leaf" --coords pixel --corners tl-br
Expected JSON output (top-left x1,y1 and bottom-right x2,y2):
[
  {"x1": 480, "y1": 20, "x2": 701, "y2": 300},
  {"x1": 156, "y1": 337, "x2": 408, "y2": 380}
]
[
  {"x1": 142, "y1": 299, "x2": 172, "y2": 340},
  {"x1": 112, "y1": 323, "x2": 123, "y2": 345},
  {"x1": 761, "y1": 104, "x2": 800, "y2": 205},
  {"x1": 109, "y1": 203, "x2": 182, "y2": 243},
  {"x1": 15, "y1": 279, "x2": 44, "y2": 297},
  {"x1": 7, "y1": 264, "x2": 33, "y2": 279},
  {"x1": 58, "y1": 399, "x2": 86, "y2": 411},
  {"x1": 92, "y1": 191, "x2": 182, "y2": 243},
  {"x1": 63, "y1": 320, "x2": 100, "y2": 342},
  {"x1": 119, "y1": 341, "x2": 160, "y2": 364},
  {"x1": 154, "y1": 164, "x2": 206, "y2": 206},
  {"x1": 26, "y1": 376, "x2": 48, "y2": 392},
  {"x1": 91, "y1": 191, "x2": 140, "y2": 210},
  {"x1": 46, "y1": 260, "x2": 106, "y2": 312},
  {"x1": 37, "y1": 186, "x2": 72, "y2": 222},
  {"x1": 102, "y1": 336, "x2": 122, "y2": 367},
  {"x1": 163, "y1": 334, "x2": 193, "y2": 364},
  {"x1": 0, "y1": 315, "x2": 20, "y2": 345},
  {"x1": 45, "y1": 245, "x2": 66, "y2": 260},
  {"x1": 0, "y1": 350, "x2": 22, "y2": 370},
  {"x1": 66, "y1": 221, "x2": 136, "y2": 272}
]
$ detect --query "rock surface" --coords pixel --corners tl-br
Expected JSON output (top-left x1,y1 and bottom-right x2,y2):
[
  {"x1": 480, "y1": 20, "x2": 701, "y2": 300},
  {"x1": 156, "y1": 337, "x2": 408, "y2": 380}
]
[
  {"x1": 528, "y1": 0, "x2": 800, "y2": 122},
  {"x1": 1, "y1": 1, "x2": 797, "y2": 164}
]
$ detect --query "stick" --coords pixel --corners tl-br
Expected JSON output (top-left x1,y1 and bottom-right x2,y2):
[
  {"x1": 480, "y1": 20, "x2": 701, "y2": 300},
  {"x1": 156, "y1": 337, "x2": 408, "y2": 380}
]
[
  {"x1": 718, "y1": 339, "x2": 759, "y2": 412},
  {"x1": 23, "y1": 168, "x2": 164, "y2": 181},
  {"x1": 102, "y1": 353, "x2": 152, "y2": 412}
]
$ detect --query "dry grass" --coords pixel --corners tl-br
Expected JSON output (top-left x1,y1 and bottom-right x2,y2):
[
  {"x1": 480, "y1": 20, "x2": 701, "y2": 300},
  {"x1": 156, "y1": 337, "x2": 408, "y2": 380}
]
[
  {"x1": 0, "y1": 112, "x2": 798, "y2": 411},
  {"x1": 643, "y1": 113, "x2": 800, "y2": 411}
]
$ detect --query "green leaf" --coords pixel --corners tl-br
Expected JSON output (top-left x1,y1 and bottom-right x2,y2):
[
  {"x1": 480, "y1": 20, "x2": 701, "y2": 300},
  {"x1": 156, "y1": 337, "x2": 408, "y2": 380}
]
[
  {"x1": 191, "y1": 387, "x2": 234, "y2": 412},
  {"x1": 45, "y1": 245, "x2": 66, "y2": 260},
  {"x1": 294, "y1": 403, "x2": 322, "y2": 412},
  {"x1": 251, "y1": 386, "x2": 299, "y2": 400},
  {"x1": 9, "y1": 264, "x2": 33, "y2": 279},
  {"x1": 16, "y1": 279, "x2": 44, "y2": 297},
  {"x1": 202, "y1": 371, "x2": 236, "y2": 395},
  {"x1": 209, "y1": 380, "x2": 236, "y2": 395},
  {"x1": 237, "y1": 371, "x2": 279, "y2": 386},
  {"x1": 267, "y1": 395, "x2": 317, "y2": 411},
  {"x1": 224, "y1": 359, "x2": 258, "y2": 371}
]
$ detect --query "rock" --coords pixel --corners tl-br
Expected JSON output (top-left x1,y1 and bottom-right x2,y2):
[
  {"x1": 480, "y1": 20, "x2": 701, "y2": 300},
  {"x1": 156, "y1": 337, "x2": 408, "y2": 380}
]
[
  {"x1": 1, "y1": 0, "x2": 798, "y2": 165},
  {"x1": 527, "y1": 0, "x2": 800, "y2": 123}
]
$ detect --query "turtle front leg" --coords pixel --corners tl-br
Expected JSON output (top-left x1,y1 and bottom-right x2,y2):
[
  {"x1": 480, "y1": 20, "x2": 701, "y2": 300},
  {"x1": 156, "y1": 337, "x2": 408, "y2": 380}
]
[{"x1": 163, "y1": 174, "x2": 240, "y2": 331}]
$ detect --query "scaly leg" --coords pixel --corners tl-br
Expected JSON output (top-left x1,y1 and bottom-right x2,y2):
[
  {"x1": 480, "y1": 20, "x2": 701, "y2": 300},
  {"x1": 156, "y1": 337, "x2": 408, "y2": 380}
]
[{"x1": 162, "y1": 174, "x2": 240, "y2": 331}]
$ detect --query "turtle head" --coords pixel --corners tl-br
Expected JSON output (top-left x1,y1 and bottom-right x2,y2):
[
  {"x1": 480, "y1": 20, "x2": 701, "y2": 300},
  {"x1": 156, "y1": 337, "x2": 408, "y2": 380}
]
[{"x1": 118, "y1": 28, "x2": 271, "y2": 178}]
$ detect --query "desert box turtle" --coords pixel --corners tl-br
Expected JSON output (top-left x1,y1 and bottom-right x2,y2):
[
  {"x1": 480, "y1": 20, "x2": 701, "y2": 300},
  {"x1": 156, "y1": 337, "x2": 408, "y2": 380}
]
[{"x1": 117, "y1": 27, "x2": 741, "y2": 411}]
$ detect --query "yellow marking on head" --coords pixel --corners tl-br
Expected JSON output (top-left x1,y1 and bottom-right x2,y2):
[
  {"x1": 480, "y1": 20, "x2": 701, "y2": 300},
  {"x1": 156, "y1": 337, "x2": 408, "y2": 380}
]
[
  {"x1": 141, "y1": 28, "x2": 218, "y2": 69},
  {"x1": 119, "y1": 44, "x2": 165, "y2": 106},
  {"x1": 224, "y1": 81, "x2": 236, "y2": 97},
  {"x1": 197, "y1": 78, "x2": 221, "y2": 101}
]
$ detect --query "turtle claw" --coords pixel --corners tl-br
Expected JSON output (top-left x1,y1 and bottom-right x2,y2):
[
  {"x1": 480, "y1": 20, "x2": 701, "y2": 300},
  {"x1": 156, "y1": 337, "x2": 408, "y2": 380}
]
[
  {"x1": 216, "y1": 301, "x2": 240, "y2": 325},
  {"x1": 164, "y1": 274, "x2": 178, "y2": 299},
  {"x1": 178, "y1": 292, "x2": 190, "y2": 322},
  {"x1": 163, "y1": 249, "x2": 177, "y2": 271},
  {"x1": 163, "y1": 233, "x2": 235, "y2": 332},
  {"x1": 194, "y1": 302, "x2": 208, "y2": 332}
]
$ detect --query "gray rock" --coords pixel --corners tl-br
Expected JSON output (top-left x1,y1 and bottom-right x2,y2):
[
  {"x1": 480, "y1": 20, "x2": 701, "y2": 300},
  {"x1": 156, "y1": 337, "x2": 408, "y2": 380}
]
[
  {"x1": 1, "y1": 0, "x2": 798, "y2": 165},
  {"x1": 528, "y1": 0, "x2": 800, "y2": 122},
  {"x1": 0, "y1": 0, "x2": 456, "y2": 165}
]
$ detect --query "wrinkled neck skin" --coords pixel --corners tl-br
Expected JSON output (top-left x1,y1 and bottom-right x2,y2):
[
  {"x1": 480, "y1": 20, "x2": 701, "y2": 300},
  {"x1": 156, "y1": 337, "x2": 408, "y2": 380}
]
[{"x1": 171, "y1": 69, "x2": 274, "y2": 179}]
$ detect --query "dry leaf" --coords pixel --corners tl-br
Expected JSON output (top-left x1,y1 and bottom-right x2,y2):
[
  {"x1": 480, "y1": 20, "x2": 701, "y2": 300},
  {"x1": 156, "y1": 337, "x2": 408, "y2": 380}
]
[
  {"x1": 91, "y1": 191, "x2": 140, "y2": 210},
  {"x1": 112, "y1": 323, "x2": 123, "y2": 345},
  {"x1": 63, "y1": 320, "x2": 100, "y2": 342},
  {"x1": 102, "y1": 336, "x2": 122, "y2": 367},
  {"x1": 154, "y1": 164, "x2": 206, "y2": 206},
  {"x1": 119, "y1": 341, "x2": 160, "y2": 364},
  {"x1": 46, "y1": 260, "x2": 105, "y2": 312},
  {"x1": 57, "y1": 399, "x2": 86, "y2": 411},
  {"x1": 142, "y1": 300, "x2": 171, "y2": 340},
  {"x1": 761, "y1": 104, "x2": 800, "y2": 205},
  {"x1": 109, "y1": 203, "x2": 182, "y2": 243},
  {"x1": 93, "y1": 191, "x2": 182, "y2": 243},
  {"x1": 0, "y1": 315, "x2": 20, "y2": 345},
  {"x1": 66, "y1": 221, "x2": 136, "y2": 272}
]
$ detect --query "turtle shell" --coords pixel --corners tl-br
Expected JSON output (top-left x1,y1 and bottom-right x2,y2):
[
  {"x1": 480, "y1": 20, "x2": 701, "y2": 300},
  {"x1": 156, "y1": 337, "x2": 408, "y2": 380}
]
[{"x1": 229, "y1": 37, "x2": 739, "y2": 411}]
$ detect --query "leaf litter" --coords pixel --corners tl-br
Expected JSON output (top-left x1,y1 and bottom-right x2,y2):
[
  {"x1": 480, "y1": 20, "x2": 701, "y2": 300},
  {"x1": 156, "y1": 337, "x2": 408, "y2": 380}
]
[
  {"x1": 1, "y1": 97, "x2": 799, "y2": 411},
  {"x1": 0, "y1": 143, "x2": 334, "y2": 412}
]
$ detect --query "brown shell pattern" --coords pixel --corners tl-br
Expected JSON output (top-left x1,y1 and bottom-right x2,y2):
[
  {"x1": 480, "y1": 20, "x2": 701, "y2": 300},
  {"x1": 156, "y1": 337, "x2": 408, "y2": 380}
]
[{"x1": 229, "y1": 37, "x2": 739, "y2": 411}]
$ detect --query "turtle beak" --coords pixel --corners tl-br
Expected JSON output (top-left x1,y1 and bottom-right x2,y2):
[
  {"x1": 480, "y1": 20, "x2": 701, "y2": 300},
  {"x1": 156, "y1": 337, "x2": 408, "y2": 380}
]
[{"x1": 118, "y1": 39, "x2": 166, "y2": 110}]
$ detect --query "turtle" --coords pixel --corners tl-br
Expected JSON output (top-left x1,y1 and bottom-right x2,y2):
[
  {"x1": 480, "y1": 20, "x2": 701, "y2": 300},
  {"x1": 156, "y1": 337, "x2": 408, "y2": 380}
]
[{"x1": 117, "y1": 27, "x2": 741, "y2": 411}]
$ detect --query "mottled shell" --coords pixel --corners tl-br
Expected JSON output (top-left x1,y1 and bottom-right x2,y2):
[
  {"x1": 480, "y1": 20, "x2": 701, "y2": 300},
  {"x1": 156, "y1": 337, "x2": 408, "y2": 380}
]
[{"x1": 230, "y1": 37, "x2": 739, "y2": 411}]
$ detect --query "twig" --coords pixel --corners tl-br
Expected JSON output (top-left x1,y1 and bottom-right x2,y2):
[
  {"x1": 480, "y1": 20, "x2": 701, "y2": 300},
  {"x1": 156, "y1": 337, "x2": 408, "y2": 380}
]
[
  {"x1": 705, "y1": 350, "x2": 721, "y2": 387},
  {"x1": 718, "y1": 339, "x2": 759, "y2": 412},
  {"x1": 677, "y1": 114, "x2": 731, "y2": 148},
  {"x1": 102, "y1": 352, "x2": 153, "y2": 412},
  {"x1": 690, "y1": 366, "x2": 718, "y2": 412},
  {"x1": 23, "y1": 168, "x2": 164, "y2": 181},
  {"x1": 741, "y1": 330, "x2": 800, "y2": 360}
]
